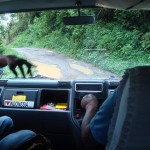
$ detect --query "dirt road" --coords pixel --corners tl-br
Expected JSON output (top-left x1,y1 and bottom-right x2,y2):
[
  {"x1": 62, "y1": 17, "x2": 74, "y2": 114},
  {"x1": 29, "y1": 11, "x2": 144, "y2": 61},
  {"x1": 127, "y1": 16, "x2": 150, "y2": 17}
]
[{"x1": 14, "y1": 48, "x2": 118, "y2": 80}]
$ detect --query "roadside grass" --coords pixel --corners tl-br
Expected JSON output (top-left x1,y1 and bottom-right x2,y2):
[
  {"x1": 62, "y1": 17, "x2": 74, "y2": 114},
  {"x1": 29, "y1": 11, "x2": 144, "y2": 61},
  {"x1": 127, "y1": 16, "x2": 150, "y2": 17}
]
[{"x1": 80, "y1": 50, "x2": 150, "y2": 76}]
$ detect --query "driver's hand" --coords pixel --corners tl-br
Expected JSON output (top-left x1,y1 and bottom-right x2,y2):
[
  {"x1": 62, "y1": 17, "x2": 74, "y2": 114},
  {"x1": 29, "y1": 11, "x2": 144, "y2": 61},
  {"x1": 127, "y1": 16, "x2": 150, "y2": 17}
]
[{"x1": 81, "y1": 94, "x2": 98, "y2": 110}]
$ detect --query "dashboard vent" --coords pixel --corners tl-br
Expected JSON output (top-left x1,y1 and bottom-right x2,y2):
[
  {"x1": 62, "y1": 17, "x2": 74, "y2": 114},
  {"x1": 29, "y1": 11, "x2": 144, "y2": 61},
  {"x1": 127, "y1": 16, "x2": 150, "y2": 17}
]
[{"x1": 75, "y1": 83, "x2": 103, "y2": 92}]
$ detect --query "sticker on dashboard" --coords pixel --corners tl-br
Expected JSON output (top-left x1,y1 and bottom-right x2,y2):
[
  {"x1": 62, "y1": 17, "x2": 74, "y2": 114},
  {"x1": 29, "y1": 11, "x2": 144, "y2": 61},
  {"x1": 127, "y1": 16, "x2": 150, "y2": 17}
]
[
  {"x1": 12, "y1": 95, "x2": 26, "y2": 101},
  {"x1": 4, "y1": 100, "x2": 34, "y2": 108}
]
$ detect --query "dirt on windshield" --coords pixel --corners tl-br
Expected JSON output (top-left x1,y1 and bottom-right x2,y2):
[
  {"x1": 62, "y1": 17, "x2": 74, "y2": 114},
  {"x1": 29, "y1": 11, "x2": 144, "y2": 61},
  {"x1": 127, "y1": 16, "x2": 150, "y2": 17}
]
[{"x1": 14, "y1": 48, "x2": 119, "y2": 80}]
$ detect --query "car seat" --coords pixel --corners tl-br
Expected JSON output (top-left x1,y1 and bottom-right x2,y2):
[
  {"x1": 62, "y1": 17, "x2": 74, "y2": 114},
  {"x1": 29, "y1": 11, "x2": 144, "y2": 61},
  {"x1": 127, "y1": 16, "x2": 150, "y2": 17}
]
[{"x1": 106, "y1": 66, "x2": 150, "y2": 150}]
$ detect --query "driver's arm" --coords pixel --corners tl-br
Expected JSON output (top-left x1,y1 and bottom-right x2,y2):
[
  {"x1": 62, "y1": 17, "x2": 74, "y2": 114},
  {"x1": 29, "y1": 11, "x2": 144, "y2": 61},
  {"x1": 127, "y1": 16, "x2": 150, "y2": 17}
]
[
  {"x1": 81, "y1": 90, "x2": 118, "y2": 149},
  {"x1": 80, "y1": 94, "x2": 99, "y2": 147}
]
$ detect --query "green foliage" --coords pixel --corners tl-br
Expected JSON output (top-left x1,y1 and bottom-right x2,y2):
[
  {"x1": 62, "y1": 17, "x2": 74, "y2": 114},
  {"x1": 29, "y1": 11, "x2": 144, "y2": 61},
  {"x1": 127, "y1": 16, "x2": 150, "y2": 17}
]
[
  {"x1": 114, "y1": 10, "x2": 150, "y2": 31},
  {"x1": 0, "y1": 45, "x2": 20, "y2": 55},
  {"x1": 141, "y1": 32, "x2": 150, "y2": 52},
  {"x1": 0, "y1": 45, "x2": 5, "y2": 53},
  {"x1": 4, "y1": 12, "x2": 40, "y2": 44}
]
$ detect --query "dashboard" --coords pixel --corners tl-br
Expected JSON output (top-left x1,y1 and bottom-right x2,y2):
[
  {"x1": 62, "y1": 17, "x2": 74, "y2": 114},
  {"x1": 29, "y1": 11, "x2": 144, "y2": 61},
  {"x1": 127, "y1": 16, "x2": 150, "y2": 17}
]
[{"x1": 0, "y1": 78, "x2": 119, "y2": 149}]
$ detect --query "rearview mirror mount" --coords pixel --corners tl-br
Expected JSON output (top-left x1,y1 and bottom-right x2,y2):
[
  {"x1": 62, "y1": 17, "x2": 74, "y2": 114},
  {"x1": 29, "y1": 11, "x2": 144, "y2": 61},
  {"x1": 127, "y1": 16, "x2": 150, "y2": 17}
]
[{"x1": 63, "y1": 1, "x2": 95, "y2": 25}]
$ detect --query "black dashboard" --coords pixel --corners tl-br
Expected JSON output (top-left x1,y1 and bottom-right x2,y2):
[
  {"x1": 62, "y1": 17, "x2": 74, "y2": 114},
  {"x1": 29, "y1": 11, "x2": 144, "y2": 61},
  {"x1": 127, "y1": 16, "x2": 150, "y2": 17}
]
[{"x1": 0, "y1": 79, "x2": 119, "y2": 149}]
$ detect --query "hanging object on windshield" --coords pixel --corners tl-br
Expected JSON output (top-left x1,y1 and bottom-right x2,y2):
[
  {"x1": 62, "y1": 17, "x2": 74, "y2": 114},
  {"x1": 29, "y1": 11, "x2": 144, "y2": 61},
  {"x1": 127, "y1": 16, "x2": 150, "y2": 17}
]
[{"x1": 63, "y1": 1, "x2": 95, "y2": 25}]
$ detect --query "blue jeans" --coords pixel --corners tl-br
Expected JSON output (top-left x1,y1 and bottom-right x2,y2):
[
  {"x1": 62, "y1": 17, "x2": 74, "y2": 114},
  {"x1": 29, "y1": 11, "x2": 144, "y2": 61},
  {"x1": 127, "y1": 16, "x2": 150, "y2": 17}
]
[{"x1": 0, "y1": 116, "x2": 36, "y2": 150}]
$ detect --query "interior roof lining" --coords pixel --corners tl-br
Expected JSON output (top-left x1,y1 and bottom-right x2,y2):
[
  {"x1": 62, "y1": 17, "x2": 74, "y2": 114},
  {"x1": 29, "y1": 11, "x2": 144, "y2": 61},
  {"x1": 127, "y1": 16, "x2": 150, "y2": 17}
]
[
  {"x1": 0, "y1": 6, "x2": 99, "y2": 14},
  {"x1": 0, "y1": 0, "x2": 149, "y2": 14}
]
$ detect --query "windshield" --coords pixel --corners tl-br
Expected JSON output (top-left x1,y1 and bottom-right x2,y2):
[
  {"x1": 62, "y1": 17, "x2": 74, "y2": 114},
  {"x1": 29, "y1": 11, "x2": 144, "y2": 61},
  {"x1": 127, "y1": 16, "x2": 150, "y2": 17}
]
[{"x1": 0, "y1": 9, "x2": 149, "y2": 80}]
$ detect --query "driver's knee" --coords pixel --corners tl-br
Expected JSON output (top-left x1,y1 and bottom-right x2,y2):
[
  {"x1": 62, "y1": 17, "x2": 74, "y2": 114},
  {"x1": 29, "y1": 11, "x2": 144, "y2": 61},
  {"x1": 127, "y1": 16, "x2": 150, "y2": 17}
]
[
  {"x1": 0, "y1": 116, "x2": 14, "y2": 139},
  {"x1": 0, "y1": 130, "x2": 36, "y2": 150}
]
